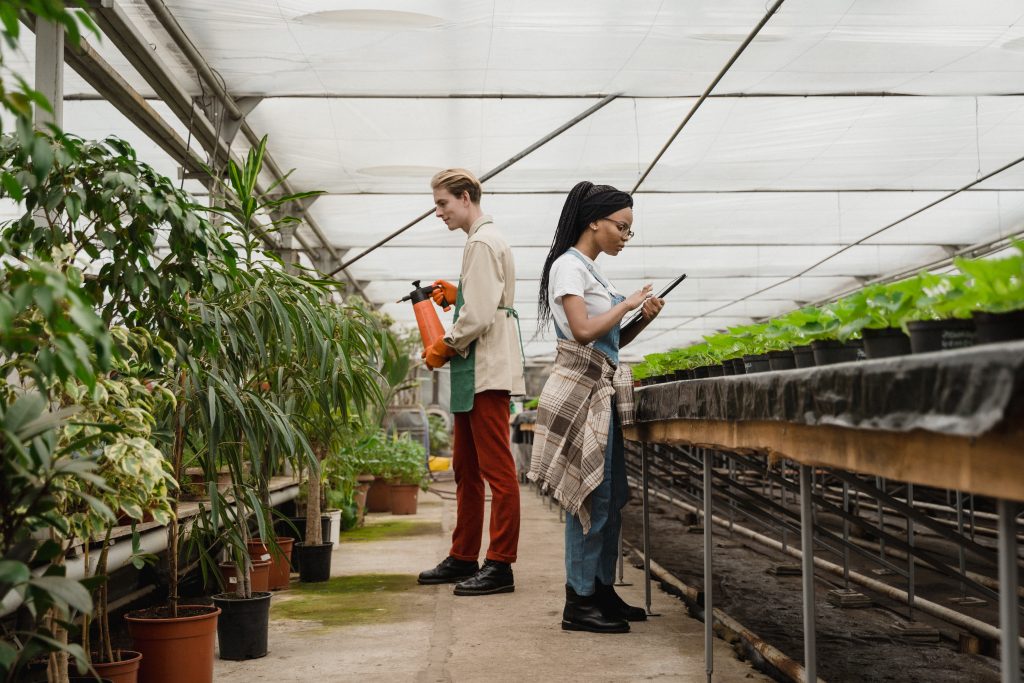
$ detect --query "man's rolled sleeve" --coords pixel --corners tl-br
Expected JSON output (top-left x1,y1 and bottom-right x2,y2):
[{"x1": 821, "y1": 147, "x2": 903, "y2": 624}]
[{"x1": 444, "y1": 241, "x2": 504, "y2": 355}]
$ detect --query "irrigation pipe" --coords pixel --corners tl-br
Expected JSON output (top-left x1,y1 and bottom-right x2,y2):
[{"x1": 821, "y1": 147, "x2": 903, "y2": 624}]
[{"x1": 630, "y1": 477, "x2": 1024, "y2": 650}]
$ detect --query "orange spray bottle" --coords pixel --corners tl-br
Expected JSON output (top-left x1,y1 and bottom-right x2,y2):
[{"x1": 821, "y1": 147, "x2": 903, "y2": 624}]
[{"x1": 397, "y1": 280, "x2": 449, "y2": 351}]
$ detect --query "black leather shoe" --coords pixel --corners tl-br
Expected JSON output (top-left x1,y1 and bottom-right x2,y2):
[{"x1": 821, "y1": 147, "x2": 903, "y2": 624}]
[
  {"x1": 418, "y1": 556, "x2": 479, "y2": 585},
  {"x1": 453, "y1": 559, "x2": 515, "y2": 596},
  {"x1": 562, "y1": 585, "x2": 629, "y2": 633},
  {"x1": 595, "y1": 580, "x2": 648, "y2": 622}
]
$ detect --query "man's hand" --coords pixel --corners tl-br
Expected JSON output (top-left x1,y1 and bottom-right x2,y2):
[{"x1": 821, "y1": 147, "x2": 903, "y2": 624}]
[
  {"x1": 432, "y1": 280, "x2": 457, "y2": 311},
  {"x1": 422, "y1": 336, "x2": 457, "y2": 369}
]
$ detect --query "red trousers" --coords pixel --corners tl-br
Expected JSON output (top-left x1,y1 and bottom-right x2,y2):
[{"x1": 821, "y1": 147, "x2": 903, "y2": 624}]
[{"x1": 450, "y1": 390, "x2": 520, "y2": 564}]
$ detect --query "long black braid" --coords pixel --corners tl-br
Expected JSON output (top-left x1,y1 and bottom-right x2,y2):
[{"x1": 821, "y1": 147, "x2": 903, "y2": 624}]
[{"x1": 536, "y1": 181, "x2": 633, "y2": 333}]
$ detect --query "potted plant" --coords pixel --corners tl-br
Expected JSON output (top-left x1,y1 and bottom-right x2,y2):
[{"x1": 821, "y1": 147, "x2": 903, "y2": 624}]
[
  {"x1": 834, "y1": 283, "x2": 914, "y2": 359},
  {"x1": 0, "y1": 254, "x2": 120, "y2": 682},
  {"x1": 954, "y1": 242, "x2": 1024, "y2": 344},
  {"x1": 898, "y1": 273, "x2": 976, "y2": 353},
  {"x1": 383, "y1": 433, "x2": 430, "y2": 515},
  {"x1": 64, "y1": 329, "x2": 178, "y2": 683}
]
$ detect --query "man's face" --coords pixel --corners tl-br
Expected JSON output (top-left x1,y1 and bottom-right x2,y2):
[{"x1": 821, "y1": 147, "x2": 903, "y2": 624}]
[{"x1": 433, "y1": 187, "x2": 471, "y2": 232}]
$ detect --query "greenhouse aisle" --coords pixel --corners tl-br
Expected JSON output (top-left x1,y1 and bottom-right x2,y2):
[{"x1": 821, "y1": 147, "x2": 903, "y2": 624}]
[{"x1": 215, "y1": 478, "x2": 768, "y2": 682}]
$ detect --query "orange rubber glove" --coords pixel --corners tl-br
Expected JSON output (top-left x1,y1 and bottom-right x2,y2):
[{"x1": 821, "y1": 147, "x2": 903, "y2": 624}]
[
  {"x1": 422, "y1": 336, "x2": 457, "y2": 369},
  {"x1": 431, "y1": 279, "x2": 457, "y2": 311}
]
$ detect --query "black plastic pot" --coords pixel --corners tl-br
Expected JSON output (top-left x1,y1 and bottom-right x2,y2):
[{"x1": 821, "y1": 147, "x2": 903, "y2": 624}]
[
  {"x1": 278, "y1": 515, "x2": 331, "y2": 573},
  {"x1": 295, "y1": 542, "x2": 333, "y2": 583},
  {"x1": 767, "y1": 349, "x2": 796, "y2": 371},
  {"x1": 907, "y1": 319, "x2": 975, "y2": 354},
  {"x1": 729, "y1": 358, "x2": 746, "y2": 374},
  {"x1": 692, "y1": 365, "x2": 710, "y2": 379},
  {"x1": 811, "y1": 340, "x2": 858, "y2": 366},
  {"x1": 846, "y1": 338, "x2": 866, "y2": 361},
  {"x1": 792, "y1": 345, "x2": 815, "y2": 368},
  {"x1": 721, "y1": 361, "x2": 736, "y2": 376},
  {"x1": 742, "y1": 354, "x2": 771, "y2": 374},
  {"x1": 706, "y1": 364, "x2": 725, "y2": 377},
  {"x1": 212, "y1": 591, "x2": 272, "y2": 661},
  {"x1": 972, "y1": 310, "x2": 1024, "y2": 345},
  {"x1": 862, "y1": 327, "x2": 911, "y2": 359}
]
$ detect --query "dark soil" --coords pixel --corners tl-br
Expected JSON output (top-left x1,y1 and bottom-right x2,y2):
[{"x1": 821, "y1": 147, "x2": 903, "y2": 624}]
[
  {"x1": 621, "y1": 496, "x2": 1003, "y2": 683},
  {"x1": 126, "y1": 603, "x2": 217, "y2": 620}
]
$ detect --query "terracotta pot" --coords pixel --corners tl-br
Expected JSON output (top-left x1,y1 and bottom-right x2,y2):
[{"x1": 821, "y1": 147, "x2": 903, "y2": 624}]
[
  {"x1": 248, "y1": 537, "x2": 294, "y2": 590},
  {"x1": 365, "y1": 479, "x2": 391, "y2": 513},
  {"x1": 125, "y1": 605, "x2": 220, "y2": 683},
  {"x1": 353, "y1": 477, "x2": 373, "y2": 527},
  {"x1": 389, "y1": 483, "x2": 420, "y2": 515},
  {"x1": 92, "y1": 649, "x2": 142, "y2": 683},
  {"x1": 218, "y1": 559, "x2": 271, "y2": 593}
]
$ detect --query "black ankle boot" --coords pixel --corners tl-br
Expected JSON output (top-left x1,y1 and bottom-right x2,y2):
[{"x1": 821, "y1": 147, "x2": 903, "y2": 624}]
[
  {"x1": 562, "y1": 585, "x2": 629, "y2": 633},
  {"x1": 453, "y1": 559, "x2": 515, "y2": 596},
  {"x1": 595, "y1": 580, "x2": 648, "y2": 622},
  {"x1": 418, "y1": 556, "x2": 479, "y2": 585}
]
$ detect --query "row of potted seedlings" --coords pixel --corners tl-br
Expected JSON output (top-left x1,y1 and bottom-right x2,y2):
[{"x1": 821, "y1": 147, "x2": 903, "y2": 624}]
[{"x1": 635, "y1": 243, "x2": 1024, "y2": 384}]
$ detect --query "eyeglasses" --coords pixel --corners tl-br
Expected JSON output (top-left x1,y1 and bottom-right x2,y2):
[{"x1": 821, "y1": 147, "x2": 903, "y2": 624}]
[{"x1": 600, "y1": 218, "x2": 634, "y2": 239}]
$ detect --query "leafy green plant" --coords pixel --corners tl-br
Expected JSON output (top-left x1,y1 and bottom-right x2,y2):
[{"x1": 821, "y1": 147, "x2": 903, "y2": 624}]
[
  {"x1": 382, "y1": 433, "x2": 429, "y2": 490},
  {"x1": 954, "y1": 242, "x2": 1024, "y2": 314},
  {"x1": 427, "y1": 414, "x2": 451, "y2": 454}
]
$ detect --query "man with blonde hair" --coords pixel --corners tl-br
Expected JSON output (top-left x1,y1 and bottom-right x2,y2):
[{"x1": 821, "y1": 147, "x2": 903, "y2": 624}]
[{"x1": 417, "y1": 168, "x2": 525, "y2": 595}]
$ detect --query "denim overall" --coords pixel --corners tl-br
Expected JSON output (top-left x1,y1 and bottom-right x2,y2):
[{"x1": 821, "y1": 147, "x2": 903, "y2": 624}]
[{"x1": 557, "y1": 249, "x2": 630, "y2": 596}]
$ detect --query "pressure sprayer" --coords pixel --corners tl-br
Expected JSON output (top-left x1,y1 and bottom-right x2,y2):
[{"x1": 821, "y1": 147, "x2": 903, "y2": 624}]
[{"x1": 397, "y1": 280, "x2": 450, "y2": 351}]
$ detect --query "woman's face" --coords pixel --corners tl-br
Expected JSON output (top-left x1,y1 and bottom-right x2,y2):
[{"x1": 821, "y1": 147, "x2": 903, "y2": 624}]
[{"x1": 590, "y1": 206, "x2": 634, "y2": 257}]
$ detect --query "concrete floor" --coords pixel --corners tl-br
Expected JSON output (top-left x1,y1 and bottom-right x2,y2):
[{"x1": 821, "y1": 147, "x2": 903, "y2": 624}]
[{"x1": 215, "y1": 478, "x2": 770, "y2": 682}]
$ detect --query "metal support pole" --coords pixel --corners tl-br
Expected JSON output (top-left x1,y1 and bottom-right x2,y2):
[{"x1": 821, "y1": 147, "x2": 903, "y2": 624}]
[
  {"x1": 970, "y1": 494, "x2": 977, "y2": 541},
  {"x1": 957, "y1": 490, "x2": 967, "y2": 598},
  {"x1": 998, "y1": 499, "x2": 1021, "y2": 683},
  {"x1": 642, "y1": 441, "x2": 653, "y2": 614},
  {"x1": 907, "y1": 483, "x2": 916, "y2": 620},
  {"x1": 704, "y1": 448, "x2": 714, "y2": 683},
  {"x1": 616, "y1": 527, "x2": 628, "y2": 585},
  {"x1": 877, "y1": 476, "x2": 887, "y2": 561},
  {"x1": 843, "y1": 480, "x2": 850, "y2": 589},
  {"x1": 728, "y1": 455, "x2": 735, "y2": 535},
  {"x1": 799, "y1": 465, "x2": 817, "y2": 683}
]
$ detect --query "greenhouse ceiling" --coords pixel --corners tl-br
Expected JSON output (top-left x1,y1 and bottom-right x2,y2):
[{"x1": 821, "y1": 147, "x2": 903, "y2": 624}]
[{"x1": 8, "y1": 0, "x2": 1024, "y2": 361}]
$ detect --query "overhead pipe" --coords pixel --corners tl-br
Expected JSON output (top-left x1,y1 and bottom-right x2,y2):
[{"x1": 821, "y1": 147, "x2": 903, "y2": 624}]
[
  {"x1": 328, "y1": 92, "x2": 622, "y2": 276},
  {"x1": 630, "y1": 0, "x2": 786, "y2": 194},
  {"x1": 632, "y1": 479, "x2": 1024, "y2": 650}
]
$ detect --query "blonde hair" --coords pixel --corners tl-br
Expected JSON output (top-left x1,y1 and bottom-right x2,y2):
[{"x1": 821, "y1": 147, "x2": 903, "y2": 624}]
[{"x1": 430, "y1": 168, "x2": 482, "y2": 205}]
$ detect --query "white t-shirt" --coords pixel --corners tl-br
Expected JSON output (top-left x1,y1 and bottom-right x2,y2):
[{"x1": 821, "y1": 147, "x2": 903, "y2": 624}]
[{"x1": 549, "y1": 248, "x2": 622, "y2": 342}]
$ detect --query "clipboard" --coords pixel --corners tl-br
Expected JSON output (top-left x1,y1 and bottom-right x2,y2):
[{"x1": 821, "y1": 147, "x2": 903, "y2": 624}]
[{"x1": 620, "y1": 273, "x2": 687, "y2": 333}]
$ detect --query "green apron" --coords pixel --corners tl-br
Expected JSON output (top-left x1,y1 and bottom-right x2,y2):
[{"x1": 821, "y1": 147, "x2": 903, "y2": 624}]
[{"x1": 449, "y1": 281, "x2": 476, "y2": 413}]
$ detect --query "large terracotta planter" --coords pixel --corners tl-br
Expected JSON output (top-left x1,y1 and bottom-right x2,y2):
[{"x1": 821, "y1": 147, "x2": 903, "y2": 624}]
[
  {"x1": 125, "y1": 605, "x2": 220, "y2": 683},
  {"x1": 389, "y1": 483, "x2": 420, "y2": 515},
  {"x1": 248, "y1": 537, "x2": 294, "y2": 590},
  {"x1": 218, "y1": 559, "x2": 270, "y2": 592},
  {"x1": 365, "y1": 479, "x2": 391, "y2": 513},
  {"x1": 353, "y1": 474, "x2": 374, "y2": 527},
  {"x1": 92, "y1": 649, "x2": 141, "y2": 683}
]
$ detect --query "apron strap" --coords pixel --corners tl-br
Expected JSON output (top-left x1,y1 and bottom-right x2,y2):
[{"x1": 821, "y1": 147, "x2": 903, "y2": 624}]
[{"x1": 498, "y1": 305, "x2": 527, "y2": 374}]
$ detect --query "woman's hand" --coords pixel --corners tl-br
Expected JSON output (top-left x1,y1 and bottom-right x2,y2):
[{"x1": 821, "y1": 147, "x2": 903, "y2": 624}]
[
  {"x1": 624, "y1": 284, "x2": 653, "y2": 310},
  {"x1": 641, "y1": 295, "x2": 664, "y2": 322}
]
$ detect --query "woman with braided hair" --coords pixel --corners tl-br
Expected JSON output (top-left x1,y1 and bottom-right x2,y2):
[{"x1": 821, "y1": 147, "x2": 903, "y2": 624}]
[{"x1": 529, "y1": 181, "x2": 665, "y2": 633}]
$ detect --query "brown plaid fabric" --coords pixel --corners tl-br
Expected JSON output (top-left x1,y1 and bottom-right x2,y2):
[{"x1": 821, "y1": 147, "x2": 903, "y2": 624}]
[{"x1": 528, "y1": 339, "x2": 634, "y2": 533}]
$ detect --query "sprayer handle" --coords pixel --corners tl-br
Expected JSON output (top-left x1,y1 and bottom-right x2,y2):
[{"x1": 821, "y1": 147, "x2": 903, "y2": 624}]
[{"x1": 432, "y1": 280, "x2": 456, "y2": 312}]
